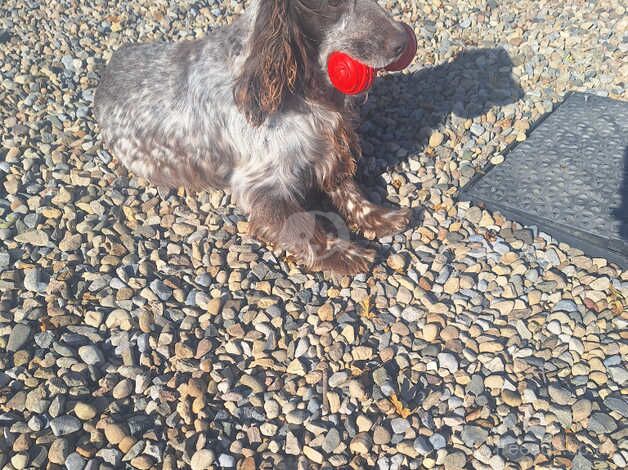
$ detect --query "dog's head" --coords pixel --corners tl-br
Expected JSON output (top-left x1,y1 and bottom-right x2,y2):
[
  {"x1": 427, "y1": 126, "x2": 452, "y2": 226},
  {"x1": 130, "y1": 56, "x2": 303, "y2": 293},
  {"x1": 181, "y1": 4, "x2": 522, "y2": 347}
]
[{"x1": 234, "y1": 0, "x2": 408, "y2": 126}]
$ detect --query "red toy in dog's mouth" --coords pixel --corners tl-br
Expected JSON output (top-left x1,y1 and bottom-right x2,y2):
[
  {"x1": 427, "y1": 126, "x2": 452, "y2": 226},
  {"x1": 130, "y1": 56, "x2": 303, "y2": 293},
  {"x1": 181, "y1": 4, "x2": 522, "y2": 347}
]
[{"x1": 327, "y1": 23, "x2": 417, "y2": 95}]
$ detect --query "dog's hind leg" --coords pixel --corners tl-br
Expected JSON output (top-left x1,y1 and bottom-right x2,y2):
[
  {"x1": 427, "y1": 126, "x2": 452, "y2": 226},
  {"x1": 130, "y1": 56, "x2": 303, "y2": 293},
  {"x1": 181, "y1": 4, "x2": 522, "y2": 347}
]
[{"x1": 247, "y1": 191, "x2": 375, "y2": 275}]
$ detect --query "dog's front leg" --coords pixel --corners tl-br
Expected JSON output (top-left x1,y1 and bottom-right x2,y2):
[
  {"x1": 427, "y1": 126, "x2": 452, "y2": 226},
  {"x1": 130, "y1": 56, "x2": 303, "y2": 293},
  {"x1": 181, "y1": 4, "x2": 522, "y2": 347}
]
[
  {"x1": 316, "y1": 123, "x2": 411, "y2": 240},
  {"x1": 325, "y1": 178, "x2": 412, "y2": 240},
  {"x1": 247, "y1": 191, "x2": 375, "y2": 275}
]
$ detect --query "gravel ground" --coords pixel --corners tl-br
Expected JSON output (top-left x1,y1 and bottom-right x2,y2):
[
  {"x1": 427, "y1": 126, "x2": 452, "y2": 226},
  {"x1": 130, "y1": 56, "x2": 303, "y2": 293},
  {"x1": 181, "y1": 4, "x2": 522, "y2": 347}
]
[{"x1": 1, "y1": 0, "x2": 627, "y2": 469}]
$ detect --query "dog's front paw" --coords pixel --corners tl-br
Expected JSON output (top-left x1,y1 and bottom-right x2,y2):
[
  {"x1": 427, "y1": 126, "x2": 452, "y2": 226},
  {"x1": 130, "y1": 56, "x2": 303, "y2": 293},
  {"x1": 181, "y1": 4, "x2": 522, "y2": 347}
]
[
  {"x1": 358, "y1": 206, "x2": 412, "y2": 240},
  {"x1": 314, "y1": 239, "x2": 376, "y2": 275}
]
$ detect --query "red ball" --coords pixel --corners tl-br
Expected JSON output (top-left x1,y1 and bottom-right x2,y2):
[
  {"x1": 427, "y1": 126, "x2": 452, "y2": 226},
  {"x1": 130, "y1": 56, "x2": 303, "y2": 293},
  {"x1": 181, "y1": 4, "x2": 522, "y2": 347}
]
[
  {"x1": 384, "y1": 23, "x2": 417, "y2": 72},
  {"x1": 326, "y1": 23, "x2": 417, "y2": 95},
  {"x1": 327, "y1": 52, "x2": 375, "y2": 95}
]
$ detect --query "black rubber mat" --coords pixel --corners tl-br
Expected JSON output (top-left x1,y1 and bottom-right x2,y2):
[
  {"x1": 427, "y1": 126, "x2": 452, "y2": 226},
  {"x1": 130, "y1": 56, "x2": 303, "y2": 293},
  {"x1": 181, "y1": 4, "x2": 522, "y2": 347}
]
[{"x1": 461, "y1": 92, "x2": 627, "y2": 268}]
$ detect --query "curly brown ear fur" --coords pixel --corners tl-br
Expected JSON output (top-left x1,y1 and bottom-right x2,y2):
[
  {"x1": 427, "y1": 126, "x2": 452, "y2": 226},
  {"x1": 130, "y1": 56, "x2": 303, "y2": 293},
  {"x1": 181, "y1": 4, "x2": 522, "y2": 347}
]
[{"x1": 234, "y1": 0, "x2": 309, "y2": 126}]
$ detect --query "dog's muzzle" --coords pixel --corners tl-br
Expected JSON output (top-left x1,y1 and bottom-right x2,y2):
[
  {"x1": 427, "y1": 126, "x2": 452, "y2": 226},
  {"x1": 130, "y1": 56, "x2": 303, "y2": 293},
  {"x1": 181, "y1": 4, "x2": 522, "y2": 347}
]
[{"x1": 327, "y1": 23, "x2": 417, "y2": 95}]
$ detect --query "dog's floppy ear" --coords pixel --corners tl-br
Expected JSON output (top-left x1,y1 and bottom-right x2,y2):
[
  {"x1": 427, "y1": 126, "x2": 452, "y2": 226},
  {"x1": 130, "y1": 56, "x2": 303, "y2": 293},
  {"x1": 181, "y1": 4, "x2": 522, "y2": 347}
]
[{"x1": 234, "y1": 0, "x2": 306, "y2": 126}]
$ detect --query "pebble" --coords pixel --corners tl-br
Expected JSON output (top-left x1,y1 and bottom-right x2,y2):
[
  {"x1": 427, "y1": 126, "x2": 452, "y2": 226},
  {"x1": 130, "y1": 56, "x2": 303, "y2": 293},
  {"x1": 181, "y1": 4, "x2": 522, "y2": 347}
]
[
  {"x1": 350, "y1": 433, "x2": 372, "y2": 455},
  {"x1": 429, "y1": 131, "x2": 444, "y2": 147},
  {"x1": 78, "y1": 345, "x2": 105, "y2": 365},
  {"x1": 318, "y1": 303, "x2": 334, "y2": 321},
  {"x1": 112, "y1": 379, "x2": 132, "y2": 399},
  {"x1": 438, "y1": 352, "x2": 458, "y2": 373},
  {"x1": 501, "y1": 390, "x2": 522, "y2": 407},
  {"x1": 149, "y1": 279, "x2": 172, "y2": 301},
  {"x1": 7, "y1": 324, "x2": 31, "y2": 352},
  {"x1": 104, "y1": 423, "x2": 127, "y2": 445},
  {"x1": 548, "y1": 383, "x2": 575, "y2": 405},
  {"x1": 387, "y1": 253, "x2": 407, "y2": 271},
  {"x1": 484, "y1": 375, "x2": 504, "y2": 389},
  {"x1": 391, "y1": 418, "x2": 411, "y2": 435},
  {"x1": 13, "y1": 455, "x2": 28, "y2": 469},
  {"x1": 374, "y1": 426, "x2": 392, "y2": 445},
  {"x1": 303, "y1": 446, "x2": 324, "y2": 464},
  {"x1": 65, "y1": 453, "x2": 86, "y2": 470},
  {"x1": 14, "y1": 230, "x2": 49, "y2": 246},
  {"x1": 287, "y1": 359, "x2": 306, "y2": 376},
  {"x1": 397, "y1": 441, "x2": 418, "y2": 458},
  {"x1": 264, "y1": 400, "x2": 280, "y2": 420},
  {"x1": 74, "y1": 402, "x2": 97, "y2": 421},
  {"x1": 240, "y1": 374, "x2": 264, "y2": 394},
  {"x1": 218, "y1": 454, "x2": 235, "y2": 467},
  {"x1": 131, "y1": 456, "x2": 155, "y2": 469},
  {"x1": 444, "y1": 451, "x2": 467, "y2": 469},
  {"x1": 323, "y1": 429, "x2": 341, "y2": 453},
  {"x1": 461, "y1": 425, "x2": 488, "y2": 447},
  {"x1": 190, "y1": 450, "x2": 215, "y2": 470},
  {"x1": 422, "y1": 323, "x2": 440, "y2": 342},
  {"x1": 572, "y1": 453, "x2": 593, "y2": 470},
  {"x1": 50, "y1": 416, "x2": 81, "y2": 436},
  {"x1": 572, "y1": 399, "x2": 592, "y2": 422},
  {"x1": 491, "y1": 154, "x2": 505, "y2": 165},
  {"x1": 413, "y1": 436, "x2": 432, "y2": 455},
  {"x1": 604, "y1": 396, "x2": 628, "y2": 417},
  {"x1": 285, "y1": 431, "x2": 300, "y2": 455},
  {"x1": 429, "y1": 433, "x2": 446, "y2": 450},
  {"x1": 588, "y1": 413, "x2": 617, "y2": 434},
  {"x1": 48, "y1": 439, "x2": 70, "y2": 465},
  {"x1": 348, "y1": 380, "x2": 367, "y2": 400},
  {"x1": 23, "y1": 268, "x2": 47, "y2": 292}
]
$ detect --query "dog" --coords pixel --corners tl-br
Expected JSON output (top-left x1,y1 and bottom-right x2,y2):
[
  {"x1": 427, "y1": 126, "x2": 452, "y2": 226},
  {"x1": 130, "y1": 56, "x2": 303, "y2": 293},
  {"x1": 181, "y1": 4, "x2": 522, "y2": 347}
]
[{"x1": 94, "y1": 0, "x2": 413, "y2": 275}]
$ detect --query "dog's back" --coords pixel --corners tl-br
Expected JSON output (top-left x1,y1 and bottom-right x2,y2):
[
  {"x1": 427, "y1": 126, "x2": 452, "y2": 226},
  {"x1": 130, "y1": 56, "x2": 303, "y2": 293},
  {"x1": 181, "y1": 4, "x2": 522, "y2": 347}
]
[{"x1": 94, "y1": 34, "x2": 239, "y2": 191}]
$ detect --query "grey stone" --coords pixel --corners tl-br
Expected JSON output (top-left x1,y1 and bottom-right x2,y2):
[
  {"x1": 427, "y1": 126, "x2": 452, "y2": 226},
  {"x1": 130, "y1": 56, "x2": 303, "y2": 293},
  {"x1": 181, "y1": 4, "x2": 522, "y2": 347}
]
[
  {"x1": 572, "y1": 453, "x2": 592, "y2": 470},
  {"x1": 24, "y1": 268, "x2": 48, "y2": 292},
  {"x1": 373, "y1": 368, "x2": 389, "y2": 387},
  {"x1": 96, "y1": 449, "x2": 122, "y2": 467},
  {"x1": 413, "y1": 436, "x2": 432, "y2": 455},
  {"x1": 50, "y1": 415, "x2": 81, "y2": 436},
  {"x1": 587, "y1": 413, "x2": 617, "y2": 434},
  {"x1": 390, "y1": 418, "x2": 410, "y2": 434},
  {"x1": 467, "y1": 374, "x2": 484, "y2": 396},
  {"x1": 437, "y1": 352, "x2": 458, "y2": 372},
  {"x1": 149, "y1": 279, "x2": 172, "y2": 301},
  {"x1": 429, "y1": 433, "x2": 446, "y2": 450},
  {"x1": 66, "y1": 452, "x2": 86, "y2": 470},
  {"x1": 7, "y1": 324, "x2": 31, "y2": 352},
  {"x1": 218, "y1": 454, "x2": 235, "y2": 468},
  {"x1": 323, "y1": 428, "x2": 341, "y2": 453},
  {"x1": 461, "y1": 425, "x2": 489, "y2": 447},
  {"x1": 604, "y1": 396, "x2": 628, "y2": 417},
  {"x1": 328, "y1": 371, "x2": 348, "y2": 388}
]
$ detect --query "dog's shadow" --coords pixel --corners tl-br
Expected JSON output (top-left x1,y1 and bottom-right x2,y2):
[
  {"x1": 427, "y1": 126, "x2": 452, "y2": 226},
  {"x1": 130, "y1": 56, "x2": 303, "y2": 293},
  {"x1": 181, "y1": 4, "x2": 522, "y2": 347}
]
[{"x1": 356, "y1": 47, "x2": 524, "y2": 209}]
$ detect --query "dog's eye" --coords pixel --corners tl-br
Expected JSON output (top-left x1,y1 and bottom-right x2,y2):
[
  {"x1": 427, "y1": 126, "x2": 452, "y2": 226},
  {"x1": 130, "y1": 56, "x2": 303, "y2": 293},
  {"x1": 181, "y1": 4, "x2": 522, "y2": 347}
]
[{"x1": 298, "y1": 0, "x2": 345, "y2": 13}]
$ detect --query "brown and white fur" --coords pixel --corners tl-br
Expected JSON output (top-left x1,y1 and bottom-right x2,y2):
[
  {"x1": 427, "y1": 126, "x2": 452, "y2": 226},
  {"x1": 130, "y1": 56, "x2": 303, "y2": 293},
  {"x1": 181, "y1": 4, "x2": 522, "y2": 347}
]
[{"x1": 94, "y1": 0, "x2": 412, "y2": 275}]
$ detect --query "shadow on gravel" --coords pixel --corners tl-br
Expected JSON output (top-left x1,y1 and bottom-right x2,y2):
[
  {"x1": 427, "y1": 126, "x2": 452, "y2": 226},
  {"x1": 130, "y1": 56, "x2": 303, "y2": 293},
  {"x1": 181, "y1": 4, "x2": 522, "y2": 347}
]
[{"x1": 356, "y1": 47, "x2": 524, "y2": 202}]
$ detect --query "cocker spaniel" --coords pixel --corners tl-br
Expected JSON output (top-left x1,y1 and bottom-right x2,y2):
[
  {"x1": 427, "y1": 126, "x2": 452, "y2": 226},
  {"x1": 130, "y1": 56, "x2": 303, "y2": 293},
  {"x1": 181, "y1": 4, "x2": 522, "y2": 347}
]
[{"x1": 94, "y1": 0, "x2": 416, "y2": 275}]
